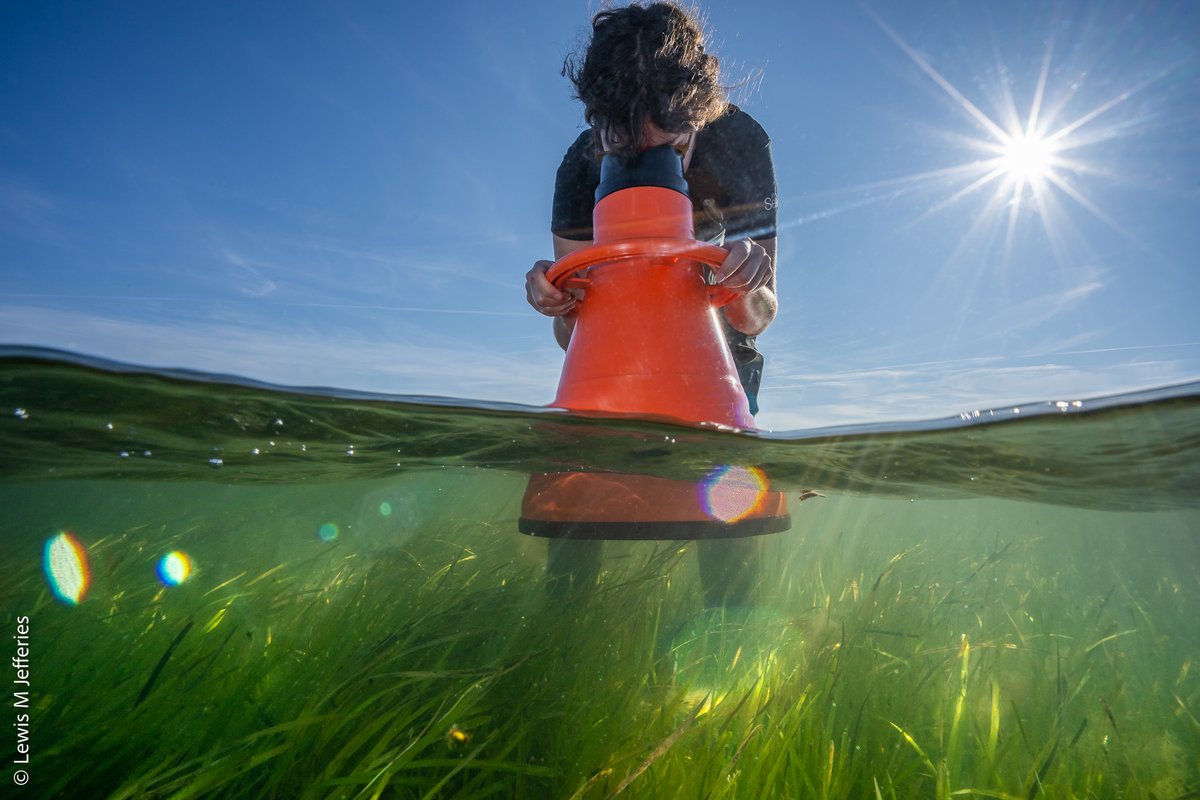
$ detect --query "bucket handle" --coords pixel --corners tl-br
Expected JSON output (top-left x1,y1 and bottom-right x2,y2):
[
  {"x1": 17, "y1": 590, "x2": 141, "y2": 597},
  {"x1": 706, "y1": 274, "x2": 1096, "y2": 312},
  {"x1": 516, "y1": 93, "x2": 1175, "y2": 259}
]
[{"x1": 544, "y1": 238, "x2": 739, "y2": 308}]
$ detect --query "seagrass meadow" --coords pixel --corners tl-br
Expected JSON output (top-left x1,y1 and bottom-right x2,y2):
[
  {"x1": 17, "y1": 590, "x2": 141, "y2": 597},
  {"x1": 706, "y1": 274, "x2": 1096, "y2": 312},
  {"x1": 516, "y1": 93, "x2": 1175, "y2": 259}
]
[{"x1": 1, "y1": 349, "x2": 1198, "y2": 798}]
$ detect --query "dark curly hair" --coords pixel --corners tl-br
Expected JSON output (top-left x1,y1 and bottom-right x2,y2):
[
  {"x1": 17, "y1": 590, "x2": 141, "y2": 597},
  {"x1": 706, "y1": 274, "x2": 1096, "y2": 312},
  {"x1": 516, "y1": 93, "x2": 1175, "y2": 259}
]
[{"x1": 564, "y1": 2, "x2": 727, "y2": 158}]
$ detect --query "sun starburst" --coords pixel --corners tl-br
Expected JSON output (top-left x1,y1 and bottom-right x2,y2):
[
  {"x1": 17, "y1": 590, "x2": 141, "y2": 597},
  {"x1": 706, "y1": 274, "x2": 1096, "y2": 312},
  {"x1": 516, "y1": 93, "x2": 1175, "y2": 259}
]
[{"x1": 856, "y1": 10, "x2": 1177, "y2": 266}]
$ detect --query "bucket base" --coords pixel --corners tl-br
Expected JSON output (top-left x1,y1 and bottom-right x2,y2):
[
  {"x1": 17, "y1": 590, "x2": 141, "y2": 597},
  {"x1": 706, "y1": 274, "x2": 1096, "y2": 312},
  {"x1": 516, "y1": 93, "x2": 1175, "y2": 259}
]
[
  {"x1": 518, "y1": 515, "x2": 791, "y2": 541},
  {"x1": 518, "y1": 471, "x2": 791, "y2": 542}
]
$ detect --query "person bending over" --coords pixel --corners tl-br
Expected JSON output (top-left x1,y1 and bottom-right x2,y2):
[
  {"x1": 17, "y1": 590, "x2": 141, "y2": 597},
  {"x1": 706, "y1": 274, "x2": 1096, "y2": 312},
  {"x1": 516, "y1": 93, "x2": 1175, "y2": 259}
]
[{"x1": 524, "y1": 1, "x2": 780, "y2": 606}]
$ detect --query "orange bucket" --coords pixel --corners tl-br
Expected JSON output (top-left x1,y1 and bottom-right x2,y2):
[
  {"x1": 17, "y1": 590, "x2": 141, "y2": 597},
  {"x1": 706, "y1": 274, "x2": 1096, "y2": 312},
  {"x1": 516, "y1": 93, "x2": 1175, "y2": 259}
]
[{"x1": 520, "y1": 145, "x2": 790, "y2": 540}]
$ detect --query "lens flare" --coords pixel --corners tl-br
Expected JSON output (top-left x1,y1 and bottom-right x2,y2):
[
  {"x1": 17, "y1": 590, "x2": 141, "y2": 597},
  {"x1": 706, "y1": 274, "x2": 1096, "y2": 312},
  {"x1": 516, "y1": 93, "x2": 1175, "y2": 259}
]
[
  {"x1": 699, "y1": 465, "x2": 768, "y2": 523},
  {"x1": 157, "y1": 551, "x2": 194, "y2": 586},
  {"x1": 317, "y1": 522, "x2": 339, "y2": 542},
  {"x1": 379, "y1": 502, "x2": 393, "y2": 517},
  {"x1": 43, "y1": 531, "x2": 92, "y2": 605}
]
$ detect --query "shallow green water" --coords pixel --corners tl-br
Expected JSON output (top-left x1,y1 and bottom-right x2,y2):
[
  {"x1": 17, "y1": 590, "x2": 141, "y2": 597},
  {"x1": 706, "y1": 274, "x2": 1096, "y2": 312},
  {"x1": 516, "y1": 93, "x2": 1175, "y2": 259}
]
[{"x1": 1, "y1": 348, "x2": 1198, "y2": 798}]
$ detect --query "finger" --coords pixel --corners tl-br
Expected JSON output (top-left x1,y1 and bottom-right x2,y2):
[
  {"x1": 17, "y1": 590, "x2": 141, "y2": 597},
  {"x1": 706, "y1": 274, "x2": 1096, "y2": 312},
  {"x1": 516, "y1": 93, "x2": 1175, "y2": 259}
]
[
  {"x1": 529, "y1": 291, "x2": 577, "y2": 315},
  {"x1": 528, "y1": 297, "x2": 576, "y2": 317},
  {"x1": 526, "y1": 261, "x2": 568, "y2": 313},
  {"x1": 526, "y1": 261, "x2": 563, "y2": 301},
  {"x1": 746, "y1": 251, "x2": 774, "y2": 294},
  {"x1": 749, "y1": 268, "x2": 771, "y2": 294},
  {"x1": 717, "y1": 242, "x2": 762, "y2": 292},
  {"x1": 714, "y1": 239, "x2": 753, "y2": 284},
  {"x1": 726, "y1": 241, "x2": 775, "y2": 295},
  {"x1": 527, "y1": 287, "x2": 578, "y2": 316},
  {"x1": 527, "y1": 283, "x2": 566, "y2": 309}
]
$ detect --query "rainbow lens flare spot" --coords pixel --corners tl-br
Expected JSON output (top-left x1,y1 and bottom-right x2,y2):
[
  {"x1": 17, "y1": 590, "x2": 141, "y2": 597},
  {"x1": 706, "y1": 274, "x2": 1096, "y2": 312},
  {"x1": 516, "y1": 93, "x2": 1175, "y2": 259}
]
[
  {"x1": 379, "y1": 502, "x2": 393, "y2": 517},
  {"x1": 157, "y1": 551, "x2": 194, "y2": 586},
  {"x1": 317, "y1": 522, "x2": 339, "y2": 542},
  {"x1": 699, "y1": 465, "x2": 768, "y2": 522},
  {"x1": 43, "y1": 531, "x2": 92, "y2": 605}
]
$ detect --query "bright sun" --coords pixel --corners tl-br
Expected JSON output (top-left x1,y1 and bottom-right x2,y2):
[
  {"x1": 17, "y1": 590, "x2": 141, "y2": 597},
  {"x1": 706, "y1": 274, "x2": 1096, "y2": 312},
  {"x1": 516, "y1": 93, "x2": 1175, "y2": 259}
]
[
  {"x1": 863, "y1": 7, "x2": 1162, "y2": 258},
  {"x1": 1000, "y1": 132, "x2": 1057, "y2": 186}
]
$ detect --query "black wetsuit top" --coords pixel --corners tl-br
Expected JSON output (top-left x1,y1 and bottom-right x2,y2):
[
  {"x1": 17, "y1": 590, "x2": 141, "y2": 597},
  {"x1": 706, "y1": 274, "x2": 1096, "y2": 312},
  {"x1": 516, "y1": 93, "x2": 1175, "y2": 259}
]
[{"x1": 551, "y1": 105, "x2": 777, "y2": 414}]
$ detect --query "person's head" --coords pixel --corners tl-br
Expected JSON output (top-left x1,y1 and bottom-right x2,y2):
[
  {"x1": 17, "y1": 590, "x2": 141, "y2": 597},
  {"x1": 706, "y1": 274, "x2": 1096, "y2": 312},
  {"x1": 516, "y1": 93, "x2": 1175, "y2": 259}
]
[{"x1": 564, "y1": 2, "x2": 726, "y2": 158}]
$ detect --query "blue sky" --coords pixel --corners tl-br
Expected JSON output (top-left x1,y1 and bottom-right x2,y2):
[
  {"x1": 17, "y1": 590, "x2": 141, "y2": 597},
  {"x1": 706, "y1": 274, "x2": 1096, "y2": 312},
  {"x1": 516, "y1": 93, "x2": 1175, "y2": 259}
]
[{"x1": 2, "y1": 1, "x2": 1197, "y2": 431}]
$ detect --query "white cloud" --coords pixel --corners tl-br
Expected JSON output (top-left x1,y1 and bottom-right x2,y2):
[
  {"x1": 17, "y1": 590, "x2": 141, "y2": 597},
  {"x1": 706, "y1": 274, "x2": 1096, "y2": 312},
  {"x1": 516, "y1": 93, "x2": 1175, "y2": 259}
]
[{"x1": 221, "y1": 251, "x2": 278, "y2": 298}]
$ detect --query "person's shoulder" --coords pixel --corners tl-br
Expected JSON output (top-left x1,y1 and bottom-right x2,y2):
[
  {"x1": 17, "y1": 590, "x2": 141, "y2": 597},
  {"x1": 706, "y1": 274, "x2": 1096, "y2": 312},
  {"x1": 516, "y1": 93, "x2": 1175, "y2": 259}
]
[
  {"x1": 707, "y1": 105, "x2": 770, "y2": 147},
  {"x1": 556, "y1": 129, "x2": 599, "y2": 184},
  {"x1": 563, "y1": 129, "x2": 596, "y2": 163}
]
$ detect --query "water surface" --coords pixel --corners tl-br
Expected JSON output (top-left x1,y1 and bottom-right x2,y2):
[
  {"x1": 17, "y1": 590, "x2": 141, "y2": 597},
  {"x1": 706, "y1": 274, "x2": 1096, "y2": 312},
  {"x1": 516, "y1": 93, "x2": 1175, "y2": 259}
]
[{"x1": 1, "y1": 348, "x2": 1197, "y2": 798}]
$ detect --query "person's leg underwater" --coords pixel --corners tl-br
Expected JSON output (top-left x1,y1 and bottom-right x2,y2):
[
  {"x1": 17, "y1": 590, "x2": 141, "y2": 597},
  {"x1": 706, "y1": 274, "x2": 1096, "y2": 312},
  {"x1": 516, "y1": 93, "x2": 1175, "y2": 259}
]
[
  {"x1": 545, "y1": 538, "x2": 604, "y2": 598},
  {"x1": 696, "y1": 536, "x2": 763, "y2": 608}
]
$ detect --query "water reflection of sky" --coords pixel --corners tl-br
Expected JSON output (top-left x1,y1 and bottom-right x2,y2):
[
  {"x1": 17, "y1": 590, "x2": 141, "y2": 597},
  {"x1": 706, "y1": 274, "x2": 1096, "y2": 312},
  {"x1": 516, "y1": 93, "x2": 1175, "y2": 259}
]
[{"x1": 1, "y1": 2, "x2": 1196, "y2": 431}]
